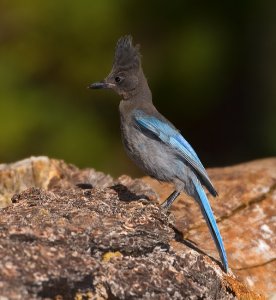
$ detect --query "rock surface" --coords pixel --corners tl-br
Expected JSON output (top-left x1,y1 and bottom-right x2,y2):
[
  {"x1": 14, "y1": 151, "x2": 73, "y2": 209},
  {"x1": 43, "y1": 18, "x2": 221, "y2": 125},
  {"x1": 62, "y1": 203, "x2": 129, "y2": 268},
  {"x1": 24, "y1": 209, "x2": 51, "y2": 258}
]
[
  {"x1": 143, "y1": 158, "x2": 276, "y2": 299},
  {"x1": 0, "y1": 156, "x2": 274, "y2": 299}
]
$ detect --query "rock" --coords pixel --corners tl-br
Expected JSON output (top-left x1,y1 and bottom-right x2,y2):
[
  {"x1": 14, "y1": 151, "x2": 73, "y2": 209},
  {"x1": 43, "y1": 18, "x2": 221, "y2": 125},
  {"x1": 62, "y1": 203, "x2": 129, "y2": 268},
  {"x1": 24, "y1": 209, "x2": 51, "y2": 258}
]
[
  {"x1": 143, "y1": 158, "x2": 276, "y2": 299},
  {"x1": 0, "y1": 156, "x2": 271, "y2": 299},
  {"x1": 0, "y1": 156, "x2": 113, "y2": 208}
]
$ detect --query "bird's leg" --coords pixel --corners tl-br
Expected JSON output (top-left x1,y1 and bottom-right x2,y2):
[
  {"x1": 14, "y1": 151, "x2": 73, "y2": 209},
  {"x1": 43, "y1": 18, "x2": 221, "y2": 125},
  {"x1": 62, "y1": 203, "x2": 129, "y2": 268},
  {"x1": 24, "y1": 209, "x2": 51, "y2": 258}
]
[{"x1": 161, "y1": 190, "x2": 180, "y2": 209}]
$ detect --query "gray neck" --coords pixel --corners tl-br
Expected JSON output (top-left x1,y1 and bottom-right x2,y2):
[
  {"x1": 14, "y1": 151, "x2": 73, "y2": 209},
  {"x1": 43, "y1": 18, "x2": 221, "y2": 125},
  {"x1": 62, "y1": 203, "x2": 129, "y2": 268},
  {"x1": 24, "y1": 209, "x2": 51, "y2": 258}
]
[
  {"x1": 119, "y1": 69, "x2": 157, "y2": 118},
  {"x1": 124, "y1": 69, "x2": 152, "y2": 103},
  {"x1": 120, "y1": 88, "x2": 157, "y2": 123},
  {"x1": 134, "y1": 71, "x2": 152, "y2": 102}
]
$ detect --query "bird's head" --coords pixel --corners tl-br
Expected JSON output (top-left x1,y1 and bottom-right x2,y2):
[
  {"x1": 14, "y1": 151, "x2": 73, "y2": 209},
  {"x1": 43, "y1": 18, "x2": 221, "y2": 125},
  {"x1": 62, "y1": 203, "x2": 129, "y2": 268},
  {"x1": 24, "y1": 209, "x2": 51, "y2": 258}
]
[{"x1": 88, "y1": 35, "x2": 144, "y2": 100}]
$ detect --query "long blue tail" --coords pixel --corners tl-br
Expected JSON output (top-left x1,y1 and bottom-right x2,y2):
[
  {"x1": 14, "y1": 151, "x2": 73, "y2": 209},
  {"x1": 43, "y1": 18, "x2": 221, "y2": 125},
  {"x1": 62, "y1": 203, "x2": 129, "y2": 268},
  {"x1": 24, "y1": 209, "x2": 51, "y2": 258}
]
[{"x1": 192, "y1": 177, "x2": 228, "y2": 272}]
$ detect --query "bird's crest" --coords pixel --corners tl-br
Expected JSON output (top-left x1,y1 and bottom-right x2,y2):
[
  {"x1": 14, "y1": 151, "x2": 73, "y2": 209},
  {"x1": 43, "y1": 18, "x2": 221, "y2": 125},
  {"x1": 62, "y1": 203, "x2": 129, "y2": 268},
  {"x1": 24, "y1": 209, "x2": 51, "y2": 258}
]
[{"x1": 113, "y1": 35, "x2": 141, "y2": 71}]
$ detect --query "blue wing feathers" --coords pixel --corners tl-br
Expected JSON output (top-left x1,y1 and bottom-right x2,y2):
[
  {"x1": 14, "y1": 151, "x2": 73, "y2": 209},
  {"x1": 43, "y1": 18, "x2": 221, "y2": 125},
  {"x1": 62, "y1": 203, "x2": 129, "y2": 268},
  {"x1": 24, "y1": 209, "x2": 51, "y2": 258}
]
[
  {"x1": 134, "y1": 110, "x2": 217, "y2": 195},
  {"x1": 174, "y1": 134, "x2": 205, "y2": 168},
  {"x1": 192, "y1": 177, "x2": 228, "y2": 271},
  {"x1": 135, "y1": 111, "x2": 203, "y2": 165}
]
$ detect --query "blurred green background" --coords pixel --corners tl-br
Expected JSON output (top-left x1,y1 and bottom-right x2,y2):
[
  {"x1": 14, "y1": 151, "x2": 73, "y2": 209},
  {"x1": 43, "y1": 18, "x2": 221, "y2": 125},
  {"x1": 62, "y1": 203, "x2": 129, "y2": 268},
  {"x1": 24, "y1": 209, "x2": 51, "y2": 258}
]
[{"x1": 0, "y1": 1, "x2": 275, "y2": 177}]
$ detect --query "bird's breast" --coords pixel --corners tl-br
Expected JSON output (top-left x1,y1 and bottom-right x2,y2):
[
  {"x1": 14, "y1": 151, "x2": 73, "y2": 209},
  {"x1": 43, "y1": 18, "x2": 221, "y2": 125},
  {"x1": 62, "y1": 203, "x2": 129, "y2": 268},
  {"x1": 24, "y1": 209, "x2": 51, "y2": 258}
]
[
  {"x1": 120, "y1": 120, "x2": 147, "y2": 158},
  {"x1": 119, "y1": 118, "x2": 182, "y2": 182}
]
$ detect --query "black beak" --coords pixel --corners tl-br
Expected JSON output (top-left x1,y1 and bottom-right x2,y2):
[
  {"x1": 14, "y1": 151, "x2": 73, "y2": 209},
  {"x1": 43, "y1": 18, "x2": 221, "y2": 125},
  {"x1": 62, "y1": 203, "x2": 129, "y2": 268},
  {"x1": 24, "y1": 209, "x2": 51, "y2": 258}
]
[{"x1": 87, "y1": 81, "x2": 115, "y2": 89}]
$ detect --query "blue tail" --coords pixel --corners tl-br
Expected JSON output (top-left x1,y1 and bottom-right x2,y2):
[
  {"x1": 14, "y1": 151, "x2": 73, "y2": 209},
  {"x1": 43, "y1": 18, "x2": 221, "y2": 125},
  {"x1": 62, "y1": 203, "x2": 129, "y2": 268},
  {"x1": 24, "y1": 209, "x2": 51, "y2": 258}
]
[{"x1": 192, "y1": 177, "x2": 228, "y2": 272}]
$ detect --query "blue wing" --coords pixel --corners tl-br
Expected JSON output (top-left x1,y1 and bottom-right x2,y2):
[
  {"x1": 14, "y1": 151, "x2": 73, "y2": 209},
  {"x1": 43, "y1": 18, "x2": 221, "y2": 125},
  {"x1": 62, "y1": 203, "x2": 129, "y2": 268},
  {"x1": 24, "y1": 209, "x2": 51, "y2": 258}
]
[{"x1": 134, "y1": 110, "x2": 217, "y2": 196}]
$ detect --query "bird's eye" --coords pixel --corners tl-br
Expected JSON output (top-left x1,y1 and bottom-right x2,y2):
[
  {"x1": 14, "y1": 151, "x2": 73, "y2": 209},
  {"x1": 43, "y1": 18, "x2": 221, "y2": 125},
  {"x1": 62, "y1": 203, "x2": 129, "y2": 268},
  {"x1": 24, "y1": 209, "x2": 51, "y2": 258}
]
[{"x1": 115, "y1": 76, "x2": 121, "y2": 83}]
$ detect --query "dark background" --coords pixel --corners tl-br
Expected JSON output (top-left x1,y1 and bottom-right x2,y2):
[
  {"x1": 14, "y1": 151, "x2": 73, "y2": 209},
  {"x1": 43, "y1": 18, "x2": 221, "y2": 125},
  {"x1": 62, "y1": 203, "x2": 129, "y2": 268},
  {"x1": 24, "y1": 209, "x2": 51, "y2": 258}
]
[{"x1": 0, "y1": 1, "x2": 275, "y2": 177}]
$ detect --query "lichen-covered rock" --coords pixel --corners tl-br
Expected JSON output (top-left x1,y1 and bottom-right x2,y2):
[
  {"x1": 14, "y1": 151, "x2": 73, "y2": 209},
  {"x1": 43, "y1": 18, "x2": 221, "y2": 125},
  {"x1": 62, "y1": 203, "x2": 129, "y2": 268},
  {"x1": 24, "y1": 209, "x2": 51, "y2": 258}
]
[
  {"x1": 0, "y1": 186, "x2": 237, "y2": 300},
  {"x1": 143, "y1": 158, "x2": 276, "y2": 299},
  {"x1": 0, "y1": 156, "x2": 271, "y2": 299}
]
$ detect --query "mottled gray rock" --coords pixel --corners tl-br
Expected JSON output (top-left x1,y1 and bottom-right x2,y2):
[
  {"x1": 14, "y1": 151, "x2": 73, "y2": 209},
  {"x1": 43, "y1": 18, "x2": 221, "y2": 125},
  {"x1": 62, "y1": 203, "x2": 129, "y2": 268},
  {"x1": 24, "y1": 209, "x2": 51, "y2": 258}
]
[
  {"x1": 0, "y1": 157, "x2": 266, "y2": 299},
  {"x1": 143, "y1": 158, "x2": 276, "y2": 298}
]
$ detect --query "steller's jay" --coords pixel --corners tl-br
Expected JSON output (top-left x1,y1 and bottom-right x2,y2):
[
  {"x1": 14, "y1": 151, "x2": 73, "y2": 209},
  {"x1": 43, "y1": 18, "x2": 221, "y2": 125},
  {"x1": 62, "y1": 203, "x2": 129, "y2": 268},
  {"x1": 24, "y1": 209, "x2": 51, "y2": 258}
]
[{"x1": 88, "y1": 35, "x2": 228, "y2": 272}]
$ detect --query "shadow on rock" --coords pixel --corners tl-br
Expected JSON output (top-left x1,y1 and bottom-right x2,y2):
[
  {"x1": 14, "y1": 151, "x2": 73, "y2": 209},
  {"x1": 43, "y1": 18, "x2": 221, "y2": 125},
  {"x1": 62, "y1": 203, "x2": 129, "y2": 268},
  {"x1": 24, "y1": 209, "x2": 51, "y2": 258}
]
[{"x1": 111, "y1": 183, "x2": 150, "y2": 202}]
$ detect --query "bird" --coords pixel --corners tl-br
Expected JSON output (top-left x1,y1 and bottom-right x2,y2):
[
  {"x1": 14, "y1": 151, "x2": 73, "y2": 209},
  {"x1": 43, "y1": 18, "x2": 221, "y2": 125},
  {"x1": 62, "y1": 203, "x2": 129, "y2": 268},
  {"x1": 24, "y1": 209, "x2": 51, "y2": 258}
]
[{"x1": 88, "y1": 35, "x2": 228, "y2": 272}]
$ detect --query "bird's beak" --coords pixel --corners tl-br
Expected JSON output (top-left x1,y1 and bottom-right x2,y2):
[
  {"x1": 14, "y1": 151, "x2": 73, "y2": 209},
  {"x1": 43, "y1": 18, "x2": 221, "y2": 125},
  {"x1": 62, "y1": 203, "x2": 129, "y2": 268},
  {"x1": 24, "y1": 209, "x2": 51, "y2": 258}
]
[{"x1": 87, "y1": 81, "x2": 115, "y2": 89}]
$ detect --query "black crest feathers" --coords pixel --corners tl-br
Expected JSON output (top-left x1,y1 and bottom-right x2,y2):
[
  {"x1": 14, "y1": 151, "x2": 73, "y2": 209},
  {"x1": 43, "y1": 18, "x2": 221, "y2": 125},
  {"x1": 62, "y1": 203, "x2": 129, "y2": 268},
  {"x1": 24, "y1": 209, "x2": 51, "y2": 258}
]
[{"x1": 113, "y1": 35, "x2": 141, "y2": 71}]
